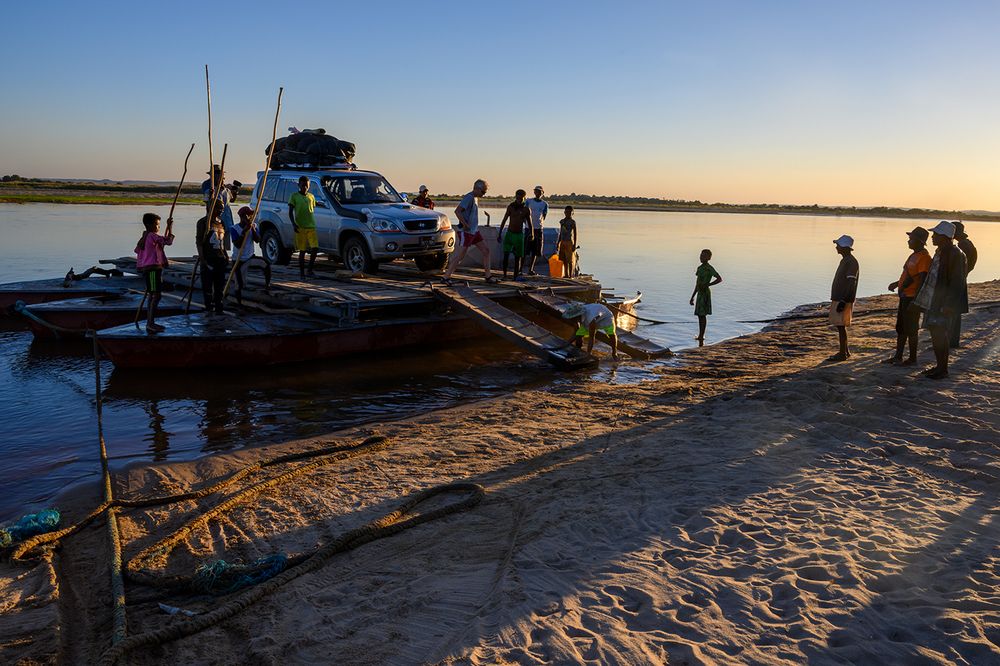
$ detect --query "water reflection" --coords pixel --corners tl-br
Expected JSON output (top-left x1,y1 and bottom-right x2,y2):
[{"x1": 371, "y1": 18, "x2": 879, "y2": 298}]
[{"x1": 142, "y1": 400, "x2": 171, "y2": 461}]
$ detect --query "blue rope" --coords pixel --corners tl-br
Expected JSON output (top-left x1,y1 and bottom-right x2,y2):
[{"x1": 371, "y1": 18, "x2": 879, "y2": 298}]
[
  {"x1": 1, "y1": 509, "x2": 61, "y2": 549},
  {"x1": 192, "y1": 553, "x2": 288, "y2": 595}
]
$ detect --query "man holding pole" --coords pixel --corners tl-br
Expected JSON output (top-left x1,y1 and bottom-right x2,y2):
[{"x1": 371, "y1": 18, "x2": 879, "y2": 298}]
[{"x1": 202, "y1": 164, "x2": 242, "y2": 250}]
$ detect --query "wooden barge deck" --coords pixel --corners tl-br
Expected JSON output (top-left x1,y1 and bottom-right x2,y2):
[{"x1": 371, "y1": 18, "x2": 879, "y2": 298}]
[{"x1": 92, "y1": 256, "x2": 612, "y2": 369}]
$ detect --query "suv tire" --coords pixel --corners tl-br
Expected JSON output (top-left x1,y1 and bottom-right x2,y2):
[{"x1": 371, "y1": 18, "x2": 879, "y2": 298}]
[
  {"x1": 414, "y1": 252, "x2": 449, "y2": 272},
  {"x1": 261, "y1": 226, "x2": 291, "y2": 265},
  {"x1": 343, "y1": 236, "x2": 377, "y2": 273}
]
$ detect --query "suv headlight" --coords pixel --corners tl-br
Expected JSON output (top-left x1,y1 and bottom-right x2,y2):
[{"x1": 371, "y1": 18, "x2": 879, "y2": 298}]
[
  {"x1": 369, "y1": 217, "x2": 401, "y2": 233},
  {"x1": 438, "y1": 216, "x2": 451, "y2": 230}
]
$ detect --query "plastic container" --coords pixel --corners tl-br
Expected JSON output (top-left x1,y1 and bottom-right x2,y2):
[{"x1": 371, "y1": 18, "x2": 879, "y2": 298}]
[{"x1": 548, "y1": 254, "x2": 564, "y2": 278}]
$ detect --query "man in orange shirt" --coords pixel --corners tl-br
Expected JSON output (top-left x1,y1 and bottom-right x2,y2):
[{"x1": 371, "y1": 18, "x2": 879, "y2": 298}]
[{"x1": 883, "y1": 226, "x2": 931, "y2": 365}]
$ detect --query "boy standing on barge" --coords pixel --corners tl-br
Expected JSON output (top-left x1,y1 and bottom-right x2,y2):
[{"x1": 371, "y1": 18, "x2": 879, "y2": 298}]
[{"x1": 135, "y1": 212, "x2": 174, "y2": 333}]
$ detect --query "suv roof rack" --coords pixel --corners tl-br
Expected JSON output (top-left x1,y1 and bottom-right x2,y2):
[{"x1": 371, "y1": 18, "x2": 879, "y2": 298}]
[{"x1": 271, "y1": 162, "x2": 358, "y2": 172}]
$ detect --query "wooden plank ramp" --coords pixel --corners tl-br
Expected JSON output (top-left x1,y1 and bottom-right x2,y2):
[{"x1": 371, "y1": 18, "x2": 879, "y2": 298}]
[
  {"x1": 432, "y1": 285, "x2": 597, "y2": 370},
  {"x1": 519, "y1": 291, "x2": 673, "y2": 360}
]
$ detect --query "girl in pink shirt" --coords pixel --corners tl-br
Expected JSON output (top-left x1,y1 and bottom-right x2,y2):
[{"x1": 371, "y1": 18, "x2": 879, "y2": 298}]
[{"x1": 135, "y1": 213, "x2": 174, "y2": 333}]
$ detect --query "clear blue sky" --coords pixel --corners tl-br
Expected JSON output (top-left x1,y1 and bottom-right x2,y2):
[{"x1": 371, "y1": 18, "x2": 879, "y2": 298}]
[{"x1": 3, "y1": 1, "x2": 1000, "y2": 209}]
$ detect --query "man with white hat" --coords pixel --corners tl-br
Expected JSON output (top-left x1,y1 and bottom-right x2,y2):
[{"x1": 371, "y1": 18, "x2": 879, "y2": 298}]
[
  {"x1": 562, "y1": 301, "x2": 619, "y2": 360},
  {"x1": 829, "y1": 234, "x2": 859, "y2": 362},
  {"x1": 412, "y1": 185, "x2": 435, "y2": 210},
  {"x1": 913, "y1": 221, "x2": 968, "y2": 379}
]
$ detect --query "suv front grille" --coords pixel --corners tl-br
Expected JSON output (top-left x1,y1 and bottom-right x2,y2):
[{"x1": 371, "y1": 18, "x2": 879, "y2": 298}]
[{"x1": 403, "y1": 219, "x2": 438, "y2": 232}]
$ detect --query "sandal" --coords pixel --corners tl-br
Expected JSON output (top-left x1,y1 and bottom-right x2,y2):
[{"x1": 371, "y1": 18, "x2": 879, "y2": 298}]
[{"x1": 484, "y1": 276, "x2": 500, "y2": 284}]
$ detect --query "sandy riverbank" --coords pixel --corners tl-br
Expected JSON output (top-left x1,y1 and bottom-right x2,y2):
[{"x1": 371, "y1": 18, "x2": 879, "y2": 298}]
[{"x1": 2, "y1": 282, "x2": 999, "y2": 665}]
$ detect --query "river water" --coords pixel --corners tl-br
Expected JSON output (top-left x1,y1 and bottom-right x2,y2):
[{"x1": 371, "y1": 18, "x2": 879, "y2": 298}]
[{"x1": 1, "y1": 203, "x2": 997, "y2": 520}]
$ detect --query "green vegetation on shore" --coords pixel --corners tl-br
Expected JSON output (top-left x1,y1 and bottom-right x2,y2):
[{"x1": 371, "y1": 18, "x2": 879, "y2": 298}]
[{"x1": 3, "y1": 177, "x2": 999, "y2": 222}]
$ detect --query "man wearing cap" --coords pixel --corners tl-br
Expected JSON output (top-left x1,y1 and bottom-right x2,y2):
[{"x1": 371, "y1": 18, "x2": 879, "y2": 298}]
[
  {"x1": 442, "y1": 179, "x2": 495, "y2": 283},
  {"x1": 563, "y1": 301, "x2": 619, "y2": 360},
  {"x1": 950, "y1": 221, "x2": 977, "y2": 348},
  {"x1": 829, "y1": 235, "x2": 859, "y2": 362},
  {"x1": 525, "y1": 185, "x2": 549, "y2": 276},
  {"x1": 883, "y1": 227, "x2": 931, "y2": 365},
  {"x1": 412, "y1": 185, "x2": 435, "y2": 210},
  {"x1": 229, "y1": 206, "x2": 272, "y2": 303},
  {"x1": 914, "y1": 221, "x2": 968, "y2": 379},
  {"x1": 201, "y1": 165, "x2": 241, "y2": 250}
]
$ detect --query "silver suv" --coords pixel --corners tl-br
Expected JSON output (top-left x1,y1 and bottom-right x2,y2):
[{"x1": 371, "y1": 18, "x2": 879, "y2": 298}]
[{"x1": 249, "y1": 167, "x2": 455, "y2": 272}]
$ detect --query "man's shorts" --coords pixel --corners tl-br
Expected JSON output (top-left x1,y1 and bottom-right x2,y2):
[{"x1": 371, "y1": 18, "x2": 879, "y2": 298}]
[
  {"x1": 461, "y1": 230, "x2": 484, "y2": 248},
  {"x1": 142, "y1": 268, "x2": 163, "y2": 295},
  {"x1": 295, "y1": 227, "x2": 319, "y2": 251},
  {"x1": 576, "y1": 323, "x2": 616, "y2": 338},
  {"x1": 829, "y1": 301, "x2": 853, "y2": 327},
  {"x1": 502, "y1": 231, "x2": 525, "y2": 257},
  {"x1": 527, "y1": 232, "x2": 543, "y2": 256}
]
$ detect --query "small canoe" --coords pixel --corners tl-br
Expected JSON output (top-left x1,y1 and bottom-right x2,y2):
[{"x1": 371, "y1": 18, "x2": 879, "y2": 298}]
[
  {"x1": 21, "y1": 293, "x2": 189, "y2": 340},
  {"x1": 0, "y1": 276, "x2": 144, "y2": 315},
  {"x1": 94, "y1": 312, "x2": 484, "y2": 369}
]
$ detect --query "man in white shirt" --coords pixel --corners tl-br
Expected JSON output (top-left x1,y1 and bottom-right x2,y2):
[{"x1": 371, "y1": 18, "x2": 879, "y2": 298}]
[
  {"x1": 525, "y1": 185, "x2": 548, "y2": 275},
  {"x1": 563, "y1": 301, "x2": 619, "y2": 360},
  {"x1": 442, "y1": 179, "x2": 495, "y2": 283}
]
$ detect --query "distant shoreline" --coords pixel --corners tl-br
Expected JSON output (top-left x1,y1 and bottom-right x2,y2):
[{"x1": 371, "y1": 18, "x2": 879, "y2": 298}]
[{"x1": 3, "y1": 180, "x2": 999, "y2": 222}]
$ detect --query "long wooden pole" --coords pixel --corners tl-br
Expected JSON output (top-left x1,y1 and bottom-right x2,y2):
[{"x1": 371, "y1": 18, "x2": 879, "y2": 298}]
[
  {"x1": 184, "y1": 143, "x2": 227, "y2": 312},
  {"x1": 134, "y1": 143, "x2": 196, "y2": 327},
  {"x1": 183, "y1": 66, "x2": 215, "y2": 312},
  {"x1": 223, "y1": 87, "x2": 283, "y2": 299},
  {"x1": 205, "y1": 65, "x2": 214, "y2": 202}
]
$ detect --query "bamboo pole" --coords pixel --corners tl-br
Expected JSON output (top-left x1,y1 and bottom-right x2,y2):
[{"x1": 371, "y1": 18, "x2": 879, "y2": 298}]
[
  {"x1": 205, "y1": 65, "x2": 214, "y2": 202},
  {"x1": 222, "y1": 87, "x2": 283, "y2": 299},
  {"x1": 183, "y1": 66, "x2": 215, "y2": 312},
  {"x1": 184, "y1": 143, "x2": 227, "y2": 312}
]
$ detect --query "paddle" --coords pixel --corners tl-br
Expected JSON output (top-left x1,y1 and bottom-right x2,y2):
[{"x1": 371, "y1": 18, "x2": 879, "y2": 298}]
[{"x1": 222, "y1": 87, "x2": 284, "y2": 301}]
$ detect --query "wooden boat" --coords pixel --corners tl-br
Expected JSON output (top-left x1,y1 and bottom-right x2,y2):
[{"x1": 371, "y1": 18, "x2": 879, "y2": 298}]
[
  {"x1": 0, "y1": 275, "x2": 143, "y2": 320},
  {"x1": 20, "y1": 293, "x2": 189, "y2": 340},
  {"x1": 93, "y1": 312, "x2": 491, "y2": 369}
]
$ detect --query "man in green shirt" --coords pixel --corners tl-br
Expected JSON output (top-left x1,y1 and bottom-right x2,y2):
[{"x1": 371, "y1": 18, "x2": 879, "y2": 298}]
[{"x1": 288, "y1": 176, "x2": 319, "y2": 278}]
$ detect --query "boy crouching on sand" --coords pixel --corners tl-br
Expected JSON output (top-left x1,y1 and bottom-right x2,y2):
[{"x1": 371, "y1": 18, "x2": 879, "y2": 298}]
[
  {"x1": 563, "y1": 301, "x2": 619, "y2": 360},
  {"x1": 135, "y1": 212, "x2": 174, "y2": 333},
  {"x1": 230, "y1": 206, "x2": 272, "y2": 303}
]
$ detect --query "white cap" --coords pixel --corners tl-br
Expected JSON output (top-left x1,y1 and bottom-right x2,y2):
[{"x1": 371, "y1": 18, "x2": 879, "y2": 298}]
[
  {"x1": 561, "y1": 302, "x2": 585, "y2": 319},
  {"x1": 419, "y1": 184, "x2": 428, "y2": 192},
  {"x1": 833, "y1": 234, "x2": 854, "y2": 248},
  {"x1": 930, "y1": 220, "x2": 956, "y2": 239}
]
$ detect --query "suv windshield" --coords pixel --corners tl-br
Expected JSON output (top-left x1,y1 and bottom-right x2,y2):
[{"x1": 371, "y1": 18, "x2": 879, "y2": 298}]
[{"x1": 321, "y1": 174, "x2": 402, "y2": 205}]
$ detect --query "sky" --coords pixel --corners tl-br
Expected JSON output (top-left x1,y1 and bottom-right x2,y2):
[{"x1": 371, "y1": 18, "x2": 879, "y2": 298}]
[{"x1": 2, "y1": 1, "x2": 1000, "y2": 209}]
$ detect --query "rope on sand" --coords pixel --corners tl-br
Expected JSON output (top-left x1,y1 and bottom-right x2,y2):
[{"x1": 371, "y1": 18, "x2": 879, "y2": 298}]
[
  {"x1": 99, "y1": 482, "x2": 483, "y2": 666},
  {"x1": 10, "y1": 421, "x2": 484, "y2": 664}
]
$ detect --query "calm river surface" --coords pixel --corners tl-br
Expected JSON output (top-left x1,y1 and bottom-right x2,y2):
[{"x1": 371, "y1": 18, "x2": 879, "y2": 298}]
[{"x1": 1, "y1": 203, "x2": 998, "y2": 520}]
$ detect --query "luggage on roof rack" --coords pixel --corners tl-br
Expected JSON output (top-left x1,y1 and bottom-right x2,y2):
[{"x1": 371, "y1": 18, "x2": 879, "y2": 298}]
[{"x1": 266, "y1": 128, "x2": 356, "y2": 169}]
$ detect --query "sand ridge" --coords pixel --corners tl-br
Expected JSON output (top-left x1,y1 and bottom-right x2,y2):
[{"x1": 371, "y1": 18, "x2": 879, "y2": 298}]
[{"x1": 2, "y1": 282, "x2": 999, "y2": 665}]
